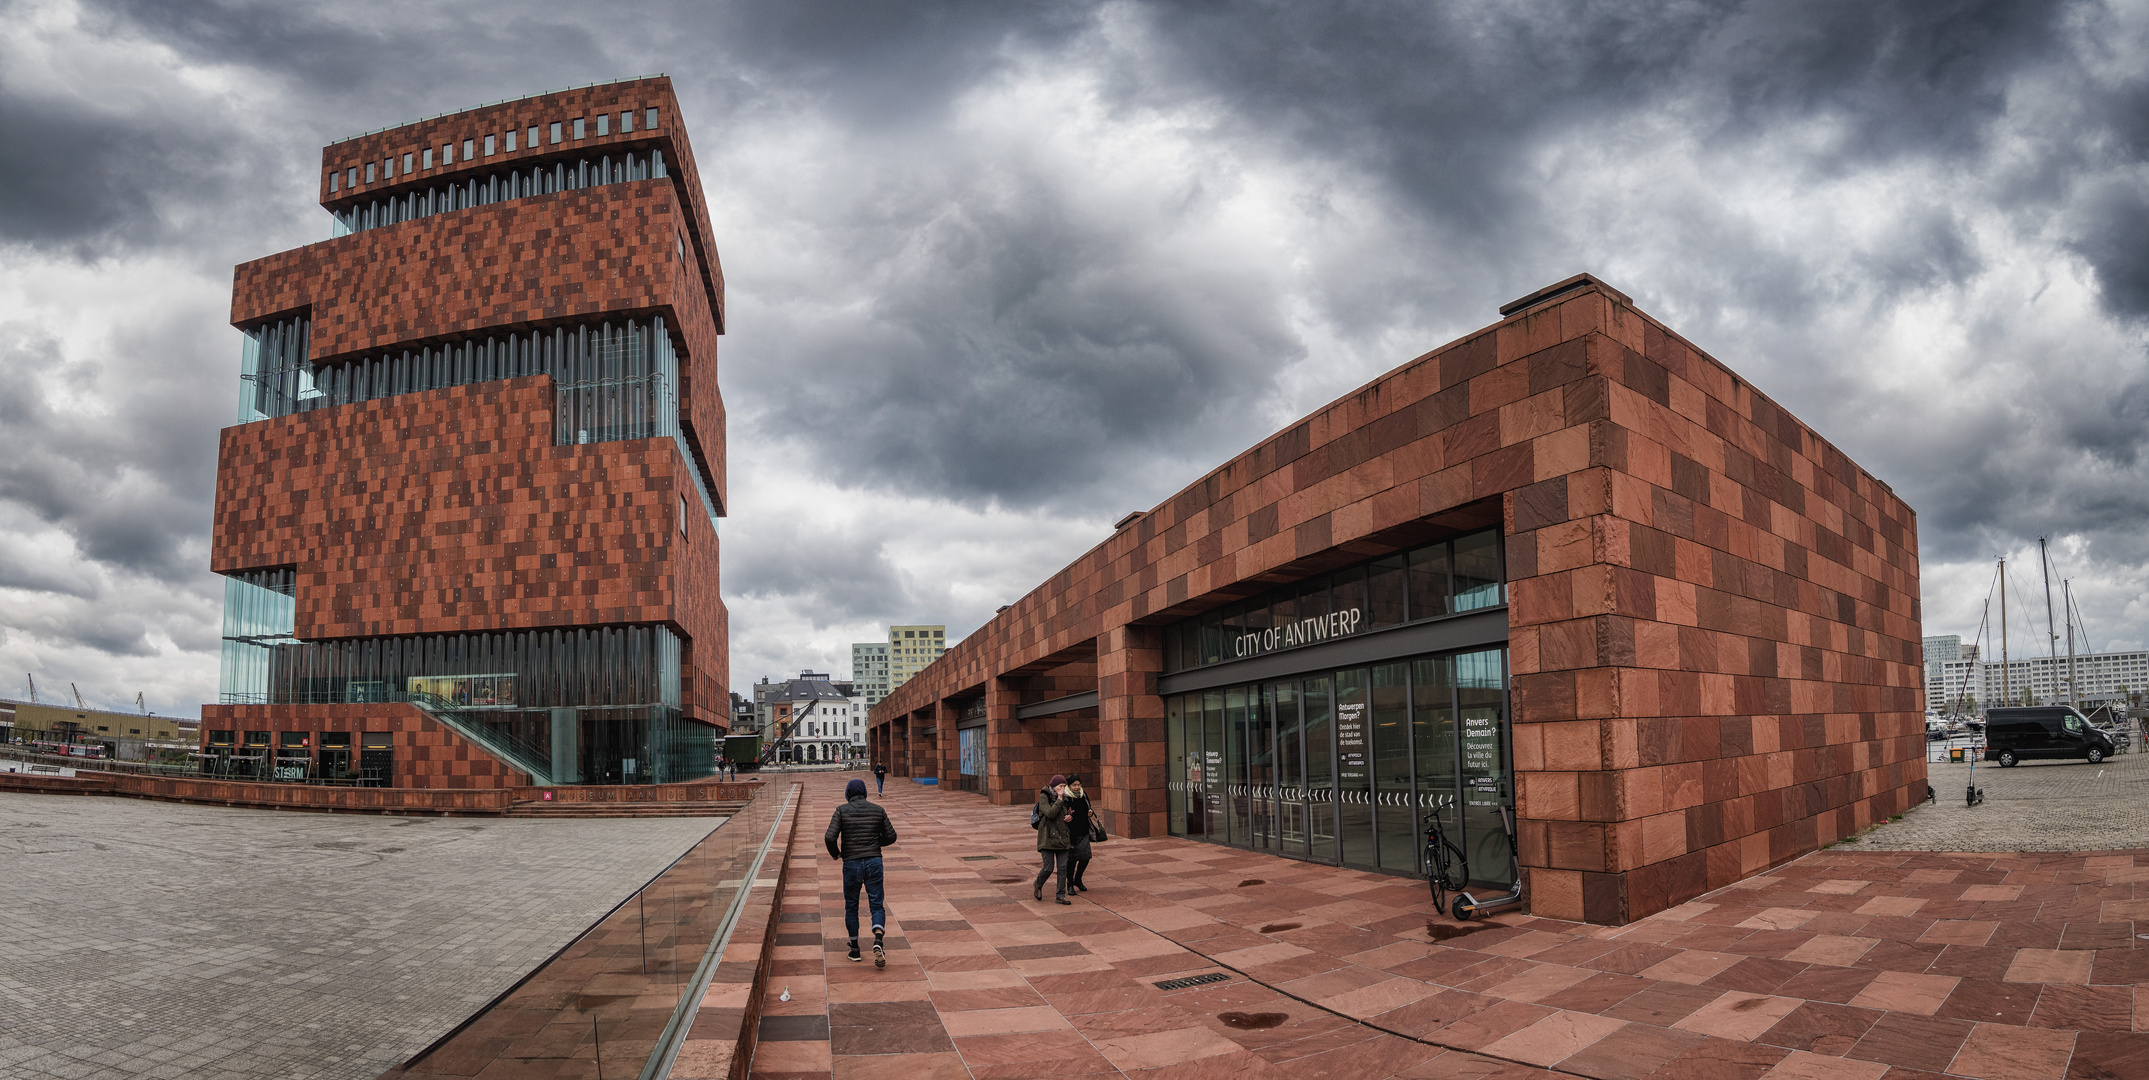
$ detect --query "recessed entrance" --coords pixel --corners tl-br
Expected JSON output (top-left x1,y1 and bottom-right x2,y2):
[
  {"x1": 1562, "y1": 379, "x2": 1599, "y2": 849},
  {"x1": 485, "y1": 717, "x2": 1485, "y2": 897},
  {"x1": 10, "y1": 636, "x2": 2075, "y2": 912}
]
[{"x1": 1167, "y1": 645, "x2": 1511, "y2": 885}]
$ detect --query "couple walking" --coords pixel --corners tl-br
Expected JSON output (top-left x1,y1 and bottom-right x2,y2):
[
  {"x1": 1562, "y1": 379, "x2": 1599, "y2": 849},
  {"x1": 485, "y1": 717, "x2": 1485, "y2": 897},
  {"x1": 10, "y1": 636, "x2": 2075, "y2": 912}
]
[{"x1": 1031, "y1": 773, "x2": 1098, "y2": 904}]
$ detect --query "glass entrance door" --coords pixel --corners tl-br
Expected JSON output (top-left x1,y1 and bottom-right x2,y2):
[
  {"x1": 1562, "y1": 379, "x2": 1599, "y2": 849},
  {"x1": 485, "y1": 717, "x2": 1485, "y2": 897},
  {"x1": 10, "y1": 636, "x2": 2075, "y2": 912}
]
[
  {"x1": 1334, "y1": 669, "x2": 1374, "y2": 867},
  {"x1": 1456, "y1": 649, "x2": 1514, "y2": 887},
  {"x1": 1166, "y1": 646, "x2": 1508, "y2": 881}
]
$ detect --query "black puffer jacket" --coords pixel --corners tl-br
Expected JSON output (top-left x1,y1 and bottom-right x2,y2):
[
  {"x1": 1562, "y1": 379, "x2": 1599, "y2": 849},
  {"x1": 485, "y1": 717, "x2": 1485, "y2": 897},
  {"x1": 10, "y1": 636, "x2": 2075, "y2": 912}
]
[
  {"x1": 1065, "y1": 792, "x2": 1093, "y2": 838},
  {"x1": 825, "y1": 794, "x2": 897, "y2": 861}
]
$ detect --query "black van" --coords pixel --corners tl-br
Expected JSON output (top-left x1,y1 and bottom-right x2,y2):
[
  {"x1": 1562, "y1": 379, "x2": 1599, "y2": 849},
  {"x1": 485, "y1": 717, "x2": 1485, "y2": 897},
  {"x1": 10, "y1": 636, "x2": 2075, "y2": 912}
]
[{"x1": 1982, "y1": 707, "x2": 2116, "y2": 766}]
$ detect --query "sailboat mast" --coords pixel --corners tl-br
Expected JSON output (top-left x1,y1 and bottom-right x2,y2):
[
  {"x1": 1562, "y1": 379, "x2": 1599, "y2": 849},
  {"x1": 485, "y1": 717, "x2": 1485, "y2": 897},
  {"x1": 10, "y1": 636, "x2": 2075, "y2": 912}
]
[
  {"x1": 2000, "y1": 557, "x2": 2011, "y2": 706},
  {"x1": 2065, "y1": 579, "x2": 2078, "y2": 709}
]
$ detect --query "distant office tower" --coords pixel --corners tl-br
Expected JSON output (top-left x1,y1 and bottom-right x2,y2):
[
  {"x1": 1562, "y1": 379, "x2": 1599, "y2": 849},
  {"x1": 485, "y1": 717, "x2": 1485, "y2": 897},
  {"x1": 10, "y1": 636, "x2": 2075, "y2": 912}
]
[
  {"x1": 203, "y1": 77, "x2": 729, "y2": 788},
  {"x1": 852, "y1": 642, "x2": 891, "y2": 704},
  {"x1": 888, "y1": 625, "x2": 946, "y2": 692}
]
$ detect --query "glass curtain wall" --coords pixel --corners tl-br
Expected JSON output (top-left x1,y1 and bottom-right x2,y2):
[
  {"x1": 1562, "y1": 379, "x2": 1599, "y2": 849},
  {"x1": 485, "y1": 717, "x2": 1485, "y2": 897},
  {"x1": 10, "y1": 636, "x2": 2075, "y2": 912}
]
[
  {"x1": 236, "y1": 315, "x2": 720, "y2": 530},
  {"x1": 1167, "y1": 646, "x2": 1511, "y2": 884},
  {"x1": 1165, "y1": 528, "x2": 1506, "y2": 673},
  {"x1": 219, "y1": 568, "x2": 299, "y2": 701},
  {"x1": 331, "y1": 149, "x2": 668, "y2": 236},
  {"x1": 215, "y1": 617, "x2": 707, "y2": 784}
]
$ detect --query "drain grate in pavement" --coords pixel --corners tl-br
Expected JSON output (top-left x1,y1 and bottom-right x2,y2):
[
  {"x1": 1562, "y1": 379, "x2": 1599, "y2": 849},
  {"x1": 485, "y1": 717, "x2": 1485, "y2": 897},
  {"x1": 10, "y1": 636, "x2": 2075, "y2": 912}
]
[
  {"x1": 960, "y1": 855, "x2": 998, "y2": 861},
  {"x1": 1155, "y1": 972, "x2": 1231, "y2": 990}
]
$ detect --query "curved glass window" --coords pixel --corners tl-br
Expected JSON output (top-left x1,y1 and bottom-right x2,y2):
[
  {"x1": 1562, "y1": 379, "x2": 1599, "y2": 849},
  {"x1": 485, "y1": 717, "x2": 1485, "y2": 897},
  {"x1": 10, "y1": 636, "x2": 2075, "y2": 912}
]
[
  {"x1": 235, "y1": 315, "x2": 720, "y2": 528},
  {"x1": 329, "y1": 149, "x2": 667, "y2": 236}
]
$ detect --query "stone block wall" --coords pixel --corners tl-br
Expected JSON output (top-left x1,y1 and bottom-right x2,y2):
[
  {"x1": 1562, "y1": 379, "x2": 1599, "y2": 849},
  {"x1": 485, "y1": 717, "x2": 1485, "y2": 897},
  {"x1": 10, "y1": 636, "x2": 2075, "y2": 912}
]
[{"x1": 873, "y1": 276, "x2": 1923, "y2": 923}]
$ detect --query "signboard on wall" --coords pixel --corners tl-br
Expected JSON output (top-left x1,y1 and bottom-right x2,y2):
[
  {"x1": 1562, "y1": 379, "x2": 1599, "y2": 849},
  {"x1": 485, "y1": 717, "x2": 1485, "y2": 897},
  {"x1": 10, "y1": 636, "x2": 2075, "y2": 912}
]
[
  {"x1": 1462, "y1": 709, "x2": 1503, "y2": 805},
  {"x1": 406, "y1": 674, "x2": 517, "y2": 708},
  {"x1": 1232, "y1": 608, "x2": 1364, "y2": 662},
  {"x1": 1336, "y1": 701, "x2": 1368, "y2": 775}
]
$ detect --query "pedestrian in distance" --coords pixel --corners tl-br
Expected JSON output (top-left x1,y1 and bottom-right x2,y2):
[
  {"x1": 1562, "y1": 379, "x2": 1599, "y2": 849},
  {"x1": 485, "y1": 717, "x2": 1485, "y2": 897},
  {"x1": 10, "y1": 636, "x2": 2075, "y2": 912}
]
[
  {"x1": 873, "y1": 759, "x2": 888, "y2": 794},
  {"x1": 1032, "y1": 773, "x2": 1074, "y2": 904},
  {"x1": 1064, "y1": 773, "x2": 1094, "y2": 893},
  {"x1": 825, "y1": 778, "x2": 897, "y2": 966}
]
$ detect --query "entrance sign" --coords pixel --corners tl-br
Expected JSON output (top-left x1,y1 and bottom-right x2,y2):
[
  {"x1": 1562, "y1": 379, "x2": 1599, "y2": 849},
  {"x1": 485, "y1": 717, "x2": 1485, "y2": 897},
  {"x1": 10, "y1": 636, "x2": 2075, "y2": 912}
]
[
  {"x1": 1462, "y1": 709, "x2": 1503, "y2": 804},
  {"x1": 1235, "y1": 608, "x2": 1363, "y2": 661},
  {"x1": 1336, "y1": 701, "x2": 1368, "y2": 773}
]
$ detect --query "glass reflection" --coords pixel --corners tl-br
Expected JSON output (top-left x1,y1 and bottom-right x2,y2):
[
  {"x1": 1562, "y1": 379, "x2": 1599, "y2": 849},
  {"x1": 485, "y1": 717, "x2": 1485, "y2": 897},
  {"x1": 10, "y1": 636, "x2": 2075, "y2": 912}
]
[{"x1": 1162, "y1": 646, "x2": 1507, "y2": 879}]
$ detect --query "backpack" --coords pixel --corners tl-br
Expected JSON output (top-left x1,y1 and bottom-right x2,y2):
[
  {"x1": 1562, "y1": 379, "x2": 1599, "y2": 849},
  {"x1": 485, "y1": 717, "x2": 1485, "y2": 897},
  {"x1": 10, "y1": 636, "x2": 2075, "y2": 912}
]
[{"x1": 1030, "y1": 806, "x2": 1042, "y2": 829}]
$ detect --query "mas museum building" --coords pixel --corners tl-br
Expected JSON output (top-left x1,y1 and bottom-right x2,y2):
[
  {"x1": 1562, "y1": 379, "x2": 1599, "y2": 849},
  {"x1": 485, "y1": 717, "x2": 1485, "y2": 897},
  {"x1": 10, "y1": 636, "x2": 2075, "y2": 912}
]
[{"x1": 869, "y1": 275, "x2": 1925, "y2": 925}]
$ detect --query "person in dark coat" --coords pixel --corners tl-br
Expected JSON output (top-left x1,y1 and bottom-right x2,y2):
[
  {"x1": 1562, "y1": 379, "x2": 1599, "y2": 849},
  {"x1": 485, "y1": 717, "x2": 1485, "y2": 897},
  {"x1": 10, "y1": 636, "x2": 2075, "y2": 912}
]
[
  {"x1": 1064, "y1": 773, "x2": 1094, "y2": 893},
  {"x1": 825, "y1": 778, "x2": 898, "y2": 966},
  {"x1": 873, "y1": 760, "x2": 889, "y2": 794},
  {"x1": 1031, "y1": 773, "x2": 1074, "y2": 904}
]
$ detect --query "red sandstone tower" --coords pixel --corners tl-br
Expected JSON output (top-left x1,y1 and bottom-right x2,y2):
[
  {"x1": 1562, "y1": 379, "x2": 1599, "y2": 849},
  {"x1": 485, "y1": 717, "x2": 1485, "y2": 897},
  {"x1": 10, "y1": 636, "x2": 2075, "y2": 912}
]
[{"x1": 202, "y1": 77, "x2": 728, "y2": 788}]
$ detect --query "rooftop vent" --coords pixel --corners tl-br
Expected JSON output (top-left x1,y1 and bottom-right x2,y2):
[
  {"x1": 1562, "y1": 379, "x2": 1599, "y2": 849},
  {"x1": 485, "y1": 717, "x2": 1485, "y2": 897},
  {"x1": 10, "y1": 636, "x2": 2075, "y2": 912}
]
[{"x1": 1113, "y1": 511, "x2": 1144, "y2": 530}]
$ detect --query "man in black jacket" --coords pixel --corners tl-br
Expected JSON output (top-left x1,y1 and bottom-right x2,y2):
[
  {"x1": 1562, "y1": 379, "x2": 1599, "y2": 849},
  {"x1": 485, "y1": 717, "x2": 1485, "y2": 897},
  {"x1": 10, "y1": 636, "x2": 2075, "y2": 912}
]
[{"x1": 825, "y1": 778, "x2": 897, "y2": 966}]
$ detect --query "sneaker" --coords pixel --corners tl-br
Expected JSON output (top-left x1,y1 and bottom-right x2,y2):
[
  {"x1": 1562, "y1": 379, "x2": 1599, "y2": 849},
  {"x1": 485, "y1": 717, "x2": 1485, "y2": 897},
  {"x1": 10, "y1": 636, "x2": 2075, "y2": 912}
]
[
  {"x1": 872, "y1": 927, "x2": 886, "y2": 969},
  {"x1": 847, "y1": 942, "x2": 862, "y2": 962}
]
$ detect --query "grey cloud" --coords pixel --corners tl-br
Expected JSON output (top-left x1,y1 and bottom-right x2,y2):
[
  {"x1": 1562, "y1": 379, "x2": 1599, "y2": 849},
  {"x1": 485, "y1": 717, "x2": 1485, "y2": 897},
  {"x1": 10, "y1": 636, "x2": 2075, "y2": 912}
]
[
  {"x1": 727, "y1": 526, "x2": 912, "y2": 622},
  {"x1": 10, "y1": 0, "x2": 2149, "y2": 695}
]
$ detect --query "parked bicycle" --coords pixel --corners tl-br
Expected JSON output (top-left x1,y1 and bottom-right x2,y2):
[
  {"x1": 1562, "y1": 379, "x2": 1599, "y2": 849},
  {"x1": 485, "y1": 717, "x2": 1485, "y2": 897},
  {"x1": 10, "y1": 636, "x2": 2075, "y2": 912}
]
[{"x1": 1423, "y1": 794, "x2": 1470, "y2": 916}]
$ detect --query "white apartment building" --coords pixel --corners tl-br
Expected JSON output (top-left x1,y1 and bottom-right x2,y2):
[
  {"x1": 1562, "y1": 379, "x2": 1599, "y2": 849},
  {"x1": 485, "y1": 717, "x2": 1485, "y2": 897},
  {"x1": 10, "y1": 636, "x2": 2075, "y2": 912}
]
[
  {"x1": 1925, "y1": 633, "x2": 2149, "y2": 712},
  {"x1": 754, "y1": 671, "x2": 867, "y2": 763},
  {"x1": 852, "y1": 642, "x2": 891, "y2": 704}
]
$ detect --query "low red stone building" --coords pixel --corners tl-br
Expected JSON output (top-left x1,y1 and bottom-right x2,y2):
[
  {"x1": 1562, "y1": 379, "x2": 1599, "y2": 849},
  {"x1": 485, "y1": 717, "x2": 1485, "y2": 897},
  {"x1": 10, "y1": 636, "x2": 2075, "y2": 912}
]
[
  {"x1": 201, "y1": 77, "x2": 728, "y2": 789},
  {"x1": 869, "y1": 275, "x2": 1924, "y2": 924}
]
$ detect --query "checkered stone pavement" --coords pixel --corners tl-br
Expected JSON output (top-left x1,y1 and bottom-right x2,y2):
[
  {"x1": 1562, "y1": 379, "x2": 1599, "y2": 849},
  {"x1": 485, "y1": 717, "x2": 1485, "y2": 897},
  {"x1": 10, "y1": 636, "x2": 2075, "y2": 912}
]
[
  {"x1": 1857, "y1": 747, "x2": 2149, "y2": 852},
  {"x1": 0, "y1": 792, "x2": 722, "y2": 1080}
]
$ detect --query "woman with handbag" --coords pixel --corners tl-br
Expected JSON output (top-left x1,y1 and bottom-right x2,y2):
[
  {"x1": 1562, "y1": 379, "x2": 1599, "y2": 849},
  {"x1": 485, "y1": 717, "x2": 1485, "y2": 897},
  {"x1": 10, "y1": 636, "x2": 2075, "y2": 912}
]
[{"x1": 1065, "y1": 773, "x2": 1100, "y2": 893}]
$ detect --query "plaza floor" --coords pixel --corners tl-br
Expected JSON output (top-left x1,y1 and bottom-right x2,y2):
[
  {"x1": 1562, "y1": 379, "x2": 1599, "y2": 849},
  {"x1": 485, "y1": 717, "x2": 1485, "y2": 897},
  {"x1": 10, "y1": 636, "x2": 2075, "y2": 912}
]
[
  {"x1": 759, "y1": 773, "x2": 2149, "y2": 1080},
  {"x1": 1861, "y1": 748, "x2": 2149, "y2": 851},
  {"x1": 0, "y1": 792, "x2": 723, "y2": 1080}
]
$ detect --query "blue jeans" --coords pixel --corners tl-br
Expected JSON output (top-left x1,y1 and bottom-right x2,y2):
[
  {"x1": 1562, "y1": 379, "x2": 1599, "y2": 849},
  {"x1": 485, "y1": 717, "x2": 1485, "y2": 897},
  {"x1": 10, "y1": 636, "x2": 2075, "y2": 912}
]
[
  {"x1": 875, "y1": 773, "x2": 885, "y2": 793},
  {"x1": 842, "y1": 856, "x2": 887, "y2": 941}
]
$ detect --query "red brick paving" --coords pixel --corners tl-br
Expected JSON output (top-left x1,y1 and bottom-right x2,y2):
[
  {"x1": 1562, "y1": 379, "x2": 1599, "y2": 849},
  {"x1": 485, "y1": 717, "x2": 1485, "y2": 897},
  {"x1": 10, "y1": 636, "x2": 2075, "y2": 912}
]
[{"x1": 757, "y1": 774, "x2": 2148, "y2": 1079}]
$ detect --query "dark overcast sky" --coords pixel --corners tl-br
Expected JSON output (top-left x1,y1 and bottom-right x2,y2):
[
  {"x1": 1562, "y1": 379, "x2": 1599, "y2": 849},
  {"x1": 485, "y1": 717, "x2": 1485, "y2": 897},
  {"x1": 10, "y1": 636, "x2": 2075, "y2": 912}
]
[{"x1": 4, "y1": 0, "x2": 2149, "y2": 716}]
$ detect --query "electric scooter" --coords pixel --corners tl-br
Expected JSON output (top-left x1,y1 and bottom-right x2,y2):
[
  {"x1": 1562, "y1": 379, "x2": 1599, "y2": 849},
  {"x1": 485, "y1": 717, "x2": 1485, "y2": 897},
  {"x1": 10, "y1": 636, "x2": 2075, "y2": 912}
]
[{"x1": 1451, "y1": 804, "x2": 1525, "y2": 921}]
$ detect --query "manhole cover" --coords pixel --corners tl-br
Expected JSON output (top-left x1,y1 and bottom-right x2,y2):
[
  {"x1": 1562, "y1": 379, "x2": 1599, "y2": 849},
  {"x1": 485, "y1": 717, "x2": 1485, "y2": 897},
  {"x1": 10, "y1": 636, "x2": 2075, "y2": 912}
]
[
  {"x1": 1155, "y1": 972, "x2": 1231, "y2": 990},
  {"x1": 1218, "y1": 1011, "x2": 1287, "y2": 1029}
]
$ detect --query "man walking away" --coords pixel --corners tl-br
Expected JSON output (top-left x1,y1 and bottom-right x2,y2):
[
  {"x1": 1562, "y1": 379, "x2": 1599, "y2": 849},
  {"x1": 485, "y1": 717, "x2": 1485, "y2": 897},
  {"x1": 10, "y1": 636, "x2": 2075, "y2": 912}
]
[
  {"x1": 873, "y1": 760, "x2": 889, "y2": 794},
  {"x1": 1032, "y1": 774, "x2": 1074, "y2": 905},
  {"x1": 825, "y1": 778, "x2": 897, "y2": 966}
]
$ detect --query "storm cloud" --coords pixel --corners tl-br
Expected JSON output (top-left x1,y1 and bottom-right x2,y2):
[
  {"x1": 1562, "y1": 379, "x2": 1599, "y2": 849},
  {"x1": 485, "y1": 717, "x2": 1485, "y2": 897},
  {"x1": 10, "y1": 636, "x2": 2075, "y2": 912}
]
[{"x1": 4, "y1": 0, "x2": 2149, "y2": 713}]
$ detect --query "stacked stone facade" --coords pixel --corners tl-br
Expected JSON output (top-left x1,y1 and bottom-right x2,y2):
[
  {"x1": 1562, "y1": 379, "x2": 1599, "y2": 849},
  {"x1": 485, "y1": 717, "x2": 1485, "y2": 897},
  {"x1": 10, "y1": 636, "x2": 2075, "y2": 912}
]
[
  {"x1": 872, "y1": 275, "x2": 1923, "y2": 924},
  {"x1": 204, "y1": 77, "x2": 728, "y2": 781}
]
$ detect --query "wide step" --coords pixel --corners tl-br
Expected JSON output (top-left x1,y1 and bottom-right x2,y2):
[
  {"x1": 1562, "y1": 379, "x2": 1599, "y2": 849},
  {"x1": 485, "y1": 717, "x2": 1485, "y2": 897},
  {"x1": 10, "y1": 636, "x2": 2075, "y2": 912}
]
[{"x1": 503, "y1": 800, "x2": 746, "y2": 818}]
